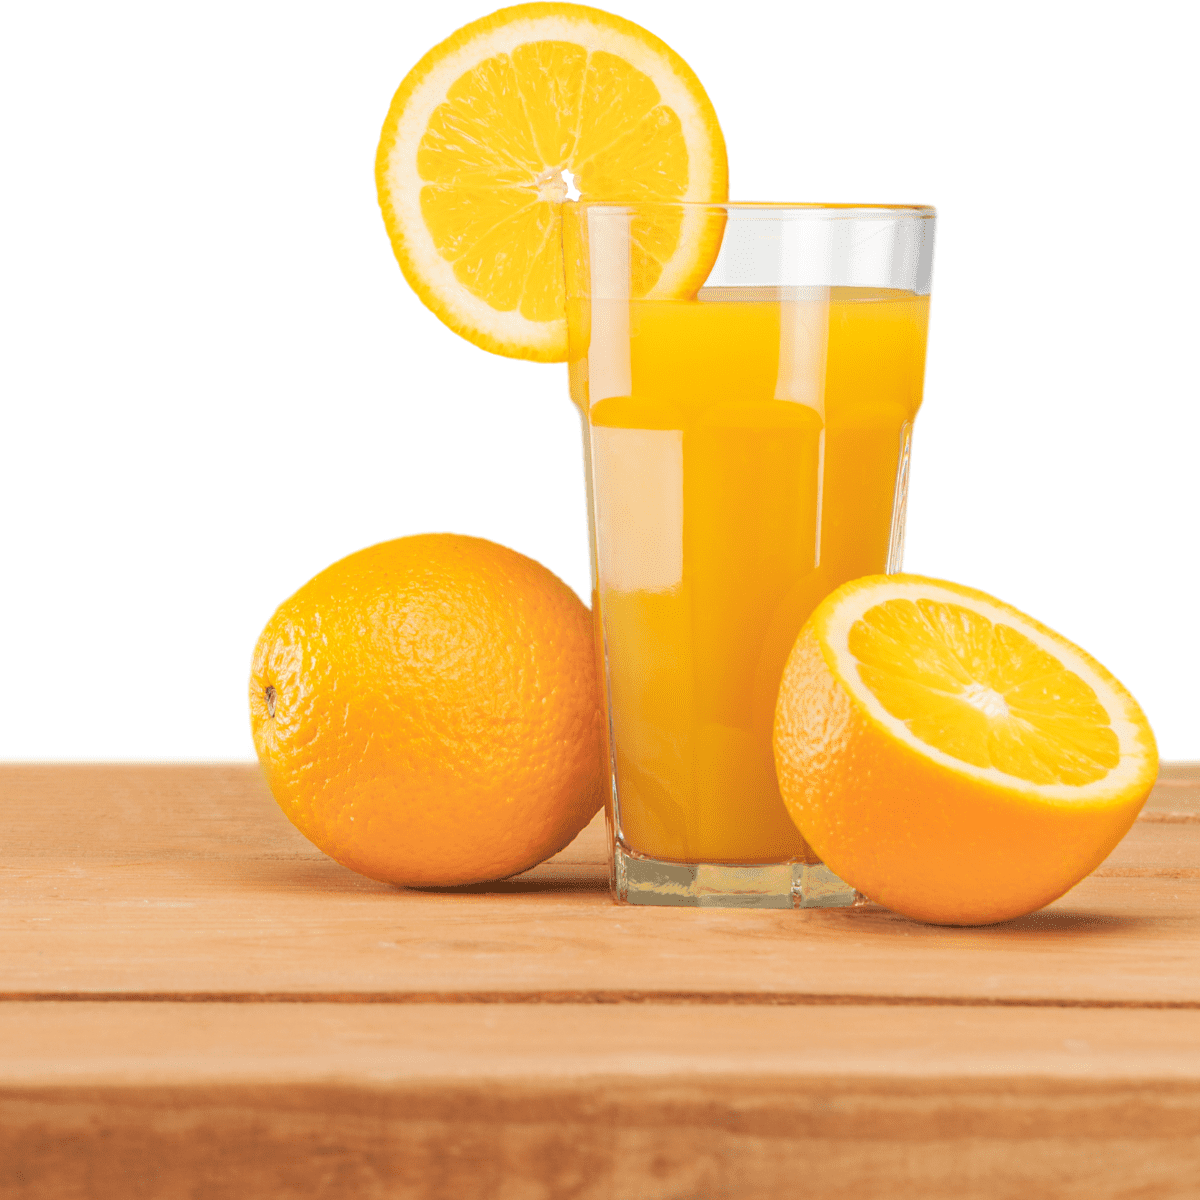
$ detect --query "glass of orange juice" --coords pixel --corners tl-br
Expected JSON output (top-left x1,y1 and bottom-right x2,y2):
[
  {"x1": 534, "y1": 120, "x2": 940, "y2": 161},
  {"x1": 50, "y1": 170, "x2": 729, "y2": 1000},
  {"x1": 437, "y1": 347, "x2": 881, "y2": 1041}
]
[{"x1": 564, "y1": 202, "x2": 936, "y2": 908}]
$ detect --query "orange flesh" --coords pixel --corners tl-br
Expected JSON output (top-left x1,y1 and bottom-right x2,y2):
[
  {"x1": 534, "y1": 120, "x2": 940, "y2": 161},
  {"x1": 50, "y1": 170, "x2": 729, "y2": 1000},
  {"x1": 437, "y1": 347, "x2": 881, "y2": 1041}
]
[
  {"x1": 417, "y1": 45, "x2": 691, "y2": 319},
  {"x1": 850, "y1": 599, "x2": 1120, "y2": 786}
]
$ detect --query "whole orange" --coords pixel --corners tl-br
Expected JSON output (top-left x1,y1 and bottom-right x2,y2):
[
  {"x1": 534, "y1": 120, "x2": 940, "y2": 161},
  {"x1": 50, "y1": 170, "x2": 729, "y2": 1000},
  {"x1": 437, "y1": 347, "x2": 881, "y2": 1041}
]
[{"x1": 249, "y1": 534, "x2": 604, "y2": 886}]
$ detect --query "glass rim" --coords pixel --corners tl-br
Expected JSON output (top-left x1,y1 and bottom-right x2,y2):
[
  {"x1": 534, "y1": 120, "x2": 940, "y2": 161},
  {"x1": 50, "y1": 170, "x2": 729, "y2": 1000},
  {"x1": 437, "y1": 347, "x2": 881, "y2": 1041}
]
[{"x1": 569, "y1": 200, "x2": 936, "y2": 218}]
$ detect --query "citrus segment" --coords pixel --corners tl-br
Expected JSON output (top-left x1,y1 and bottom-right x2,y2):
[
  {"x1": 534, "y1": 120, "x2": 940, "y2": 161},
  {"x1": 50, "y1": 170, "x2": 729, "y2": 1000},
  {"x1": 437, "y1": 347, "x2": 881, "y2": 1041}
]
[
  {"x1": 773, "y1": 575, "x2": 1158, "y2": 925},
  {"x1": 849, "y1": 598, "x2": 1121, "y2": 785},
  {"x1": 377, "y1": 4, "x2": 728, "y2": 360}
]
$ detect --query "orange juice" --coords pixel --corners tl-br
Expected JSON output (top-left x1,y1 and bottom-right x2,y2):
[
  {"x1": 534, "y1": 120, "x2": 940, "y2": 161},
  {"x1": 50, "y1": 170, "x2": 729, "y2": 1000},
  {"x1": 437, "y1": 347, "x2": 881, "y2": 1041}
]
[{"x1": 578, "y1": 287, "x2": 930, "y2": 863}]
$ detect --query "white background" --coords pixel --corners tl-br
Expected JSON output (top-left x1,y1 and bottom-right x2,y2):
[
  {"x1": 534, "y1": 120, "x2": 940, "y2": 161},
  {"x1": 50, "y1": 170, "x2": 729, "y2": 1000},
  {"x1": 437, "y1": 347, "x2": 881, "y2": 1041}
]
[{"x1": 2, "y1": 0, "x2": 1197, "y2": 761}]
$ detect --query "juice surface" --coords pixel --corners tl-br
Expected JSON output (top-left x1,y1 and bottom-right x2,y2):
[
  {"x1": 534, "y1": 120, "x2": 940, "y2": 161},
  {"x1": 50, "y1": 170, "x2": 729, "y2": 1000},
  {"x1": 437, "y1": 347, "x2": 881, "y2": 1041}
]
[{"x1": 579, "y1": 287, "x2": 930, "y2": 863}]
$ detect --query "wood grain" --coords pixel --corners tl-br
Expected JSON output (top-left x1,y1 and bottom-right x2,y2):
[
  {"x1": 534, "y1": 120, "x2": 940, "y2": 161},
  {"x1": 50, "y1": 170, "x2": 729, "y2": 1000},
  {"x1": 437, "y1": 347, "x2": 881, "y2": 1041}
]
[
  {"x1": 2, "y1": 764, "x2": 1199, "y2": 1197},
  {"x1": 2, "y1": 765, "x2": 1199, "y2": 1005},
  {"x1": 4, "y1": 1002, "x2": 1200, "y2": 1199},
  {"x1": 5, "y1": 863, "x2": 1200, "y2": 1005}
]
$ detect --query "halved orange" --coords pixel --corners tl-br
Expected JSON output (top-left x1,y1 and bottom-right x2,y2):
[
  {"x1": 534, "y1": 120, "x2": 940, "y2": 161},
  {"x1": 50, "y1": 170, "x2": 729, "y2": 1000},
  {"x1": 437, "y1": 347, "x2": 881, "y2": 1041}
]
[
  {"x1": 773, "y1": 575, "x2": 1158, "y2": 925},
  {"x1": 376, "y1": 3, "x2": 728, "y2": 361}
]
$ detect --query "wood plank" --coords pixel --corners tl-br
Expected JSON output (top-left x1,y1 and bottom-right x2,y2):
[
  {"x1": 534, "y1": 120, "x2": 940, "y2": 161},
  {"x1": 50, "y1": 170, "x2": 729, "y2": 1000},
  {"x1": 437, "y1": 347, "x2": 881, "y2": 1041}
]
[
  {"x1": 3, "y1": 765, "x2": 1199, "y2": 1006},
  {"x1": 0, "y1": 764, "x2": 323, "y2": 862},
  {"x1": 1096, "y1": 819, "x2": 1200, "y2": 877},
  {"x1": 5, "y1": 857, "x2": 1200, "y2": 1004},
  {"x1": 1143, "y1": 761, "x2": 1200, "y2": 820},
  {"x1": 2, "y1": 767, "x2": 1199, "y2": 1195},
  {"x1": 3, "y1": 1002, "x2": 1200, "y2": 1199}
]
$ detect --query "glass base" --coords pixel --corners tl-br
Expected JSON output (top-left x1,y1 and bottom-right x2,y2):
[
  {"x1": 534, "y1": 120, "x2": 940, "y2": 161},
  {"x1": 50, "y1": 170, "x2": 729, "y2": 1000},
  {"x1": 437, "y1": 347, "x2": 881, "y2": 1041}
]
[{"x1": 612, "y1": 841, "x2": 865, "y2": 909}]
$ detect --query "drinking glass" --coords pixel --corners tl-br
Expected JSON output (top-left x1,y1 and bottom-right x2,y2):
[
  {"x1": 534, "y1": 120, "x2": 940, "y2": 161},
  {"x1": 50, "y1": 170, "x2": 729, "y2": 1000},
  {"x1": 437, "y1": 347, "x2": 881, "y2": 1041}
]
[{"x1": 564, "y1": 202, "x2": 935, "y2": 907}]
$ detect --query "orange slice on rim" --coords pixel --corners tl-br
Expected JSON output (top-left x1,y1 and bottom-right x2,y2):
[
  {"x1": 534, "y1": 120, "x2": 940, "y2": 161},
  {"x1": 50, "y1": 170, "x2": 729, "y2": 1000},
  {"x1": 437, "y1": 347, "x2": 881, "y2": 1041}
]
[{"x1": 376, "y1": 3, "x2": 728, "y2": 361}]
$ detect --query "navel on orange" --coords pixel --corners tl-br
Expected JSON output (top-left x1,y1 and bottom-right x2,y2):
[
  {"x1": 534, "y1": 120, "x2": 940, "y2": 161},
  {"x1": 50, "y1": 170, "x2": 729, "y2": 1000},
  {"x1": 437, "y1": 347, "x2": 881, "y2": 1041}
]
[
  {"x1": 773, "y1": 575, "x2": 1158, "y2": 925},
  {"x1": 376, "y1": 3, "x2": 728, "y2": 360},
  {"x1": 249, "y1": 534, "x2": 604, "y2": 886}
]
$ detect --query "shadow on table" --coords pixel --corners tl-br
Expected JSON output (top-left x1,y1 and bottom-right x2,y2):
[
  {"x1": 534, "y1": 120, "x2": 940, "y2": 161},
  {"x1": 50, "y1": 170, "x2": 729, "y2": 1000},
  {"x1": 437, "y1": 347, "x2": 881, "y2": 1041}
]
[
  {"x1": 411, "y1": 874, "x2": 610, "y2": 897},
  {"x1": 818, "y1": 902, "x2": 1163, "y2": 940},
  {"x1": 229, "y1": 853, "x2": 608, "y2": 897}
]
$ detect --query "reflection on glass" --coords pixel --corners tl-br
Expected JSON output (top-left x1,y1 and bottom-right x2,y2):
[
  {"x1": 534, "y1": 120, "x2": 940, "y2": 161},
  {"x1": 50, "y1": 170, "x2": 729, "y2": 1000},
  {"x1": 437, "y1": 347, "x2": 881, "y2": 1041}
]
[{"x1": 567, "y1": 203, "x2": 935, "y2": 906}]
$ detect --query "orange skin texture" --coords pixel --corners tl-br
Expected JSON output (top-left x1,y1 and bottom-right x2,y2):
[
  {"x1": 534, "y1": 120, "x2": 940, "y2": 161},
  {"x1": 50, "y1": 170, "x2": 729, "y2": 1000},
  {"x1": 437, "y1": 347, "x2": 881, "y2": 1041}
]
[
  {"x1": 774, "y1": 627, "x2": 1156, "y2": 926},
  {"x1": 250, "y1": 534, "x2": 604, "y2": 886}
]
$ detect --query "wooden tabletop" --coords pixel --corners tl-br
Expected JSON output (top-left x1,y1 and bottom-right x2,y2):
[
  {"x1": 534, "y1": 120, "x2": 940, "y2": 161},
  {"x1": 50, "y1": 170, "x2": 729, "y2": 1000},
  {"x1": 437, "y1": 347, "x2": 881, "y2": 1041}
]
[{"x1": 2, "y1": 763, "x2": 1199, "y2": 1198}]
